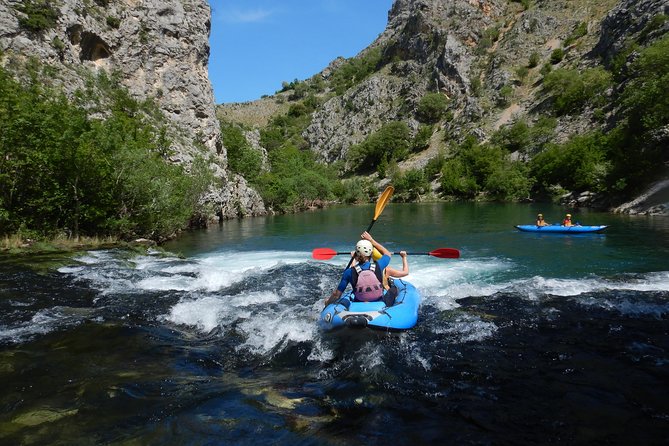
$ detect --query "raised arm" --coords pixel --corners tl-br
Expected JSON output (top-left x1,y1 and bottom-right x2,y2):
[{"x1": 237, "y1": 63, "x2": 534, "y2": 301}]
[
  {"x1": 386, "y1": 251, "x2": 409, "y2": 278},
  {"x1": 361, "y1": 231, "x2": 391, "y2": 257}
]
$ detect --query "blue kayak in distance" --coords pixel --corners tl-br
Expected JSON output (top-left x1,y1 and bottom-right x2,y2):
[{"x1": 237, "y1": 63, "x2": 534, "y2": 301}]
[
  {"x1": 319, "y1": 279, "x2": 420, "y2": 331},
  {"x1": 515, "y1": 224, "x2": 608, "y2": 233}
]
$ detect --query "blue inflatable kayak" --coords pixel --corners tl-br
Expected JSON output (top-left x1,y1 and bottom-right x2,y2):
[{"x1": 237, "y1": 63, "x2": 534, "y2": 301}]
[
  {"x1": 319, "y1": 279, "x2": 420, "y2": 331},
  {"x1": 515, "y1": 224, "x2": 608, "y2": 233}
]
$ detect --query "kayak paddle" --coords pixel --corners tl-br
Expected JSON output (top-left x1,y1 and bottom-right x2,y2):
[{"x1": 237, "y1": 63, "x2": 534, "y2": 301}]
[
  {"x1": 343, "y1": 185, "x2": 394, "y2": 270},
  {"x1": 313, "y1": 247, "x2": 460, "y2": 260}
]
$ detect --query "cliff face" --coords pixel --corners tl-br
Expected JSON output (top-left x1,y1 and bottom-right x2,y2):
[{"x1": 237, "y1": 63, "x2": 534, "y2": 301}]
[
  {"x1": 594, "y1": 0, "x2": 669, "y2": 65},
  {"x1": 219, "y1": 0, "x2": 667, "y2": 214},
  {"x1": 304, "y1": 0, "x2": 507, "y2": 164},
  {"x1": 0, "y1": 0, "x2": 265, "y2": 221},
  {"x1": 304, "y1": 0, "x2": 626, "y2": 166}
]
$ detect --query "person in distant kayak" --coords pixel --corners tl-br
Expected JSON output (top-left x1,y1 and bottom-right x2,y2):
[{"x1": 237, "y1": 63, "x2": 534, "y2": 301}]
[
  {"x1": 562, "y1": 213, "x2": 573, "y2": 226},
  {"x1": 536, "y1": 213, "x2": 549, "y2": 226},
  {"x1": 324, "y1": 231, "x2": 392, "y2": 306}
]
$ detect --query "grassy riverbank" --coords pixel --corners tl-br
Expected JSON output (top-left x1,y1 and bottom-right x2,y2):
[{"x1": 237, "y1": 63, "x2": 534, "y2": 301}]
[{"x1": 0, "y1": 233, "x2": 152, "y2": 255}]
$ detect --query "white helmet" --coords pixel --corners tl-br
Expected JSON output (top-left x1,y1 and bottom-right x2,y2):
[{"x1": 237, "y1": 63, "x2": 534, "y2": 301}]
[{"x1": 355, "y1": 240, "x2": 373, "y2": 257}]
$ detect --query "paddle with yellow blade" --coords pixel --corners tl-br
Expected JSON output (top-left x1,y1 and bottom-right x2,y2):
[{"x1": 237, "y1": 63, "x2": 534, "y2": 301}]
[
  {"x1": 343, "y1": 185, "x2": 395, "y2": 270},
  {"x1": 312, "y1": 247, "x2": 461, "y2": 260}
]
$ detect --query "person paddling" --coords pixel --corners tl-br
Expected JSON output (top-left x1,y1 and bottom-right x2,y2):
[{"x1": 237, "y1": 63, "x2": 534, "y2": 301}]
[
  {"x1": 536, "y1": 213, "x2": 549, "y2": 226},
  {"x1": 562, "y1": 213, "x2": 573, "y2": 226},
  {"x1": 385, "y1": 251, "x2": 409, "y2": 281},
  {"x1": 324, "y1": 231, "x2": 391, "y2": 306},
  {"x1": 382, "y1": 251, "x2": 409, "y2": 306}
]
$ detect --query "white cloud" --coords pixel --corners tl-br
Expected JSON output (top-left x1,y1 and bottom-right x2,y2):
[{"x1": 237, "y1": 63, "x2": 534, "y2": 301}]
[{"x1": 222, "y1": 8, "x2": 273, "y2": 23}]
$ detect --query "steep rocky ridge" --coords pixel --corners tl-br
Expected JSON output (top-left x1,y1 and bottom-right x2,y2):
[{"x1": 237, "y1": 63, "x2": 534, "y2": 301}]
[
  {"x1": 219, "y1": 0, "x2": 668, "y2": 214},
  {"x1": 0, "y1": 0, "x2": 264, "y2": 221}
]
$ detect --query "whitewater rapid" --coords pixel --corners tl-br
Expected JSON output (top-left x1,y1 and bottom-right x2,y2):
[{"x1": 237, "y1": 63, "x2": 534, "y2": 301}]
[{"x1": 2, "y1": 248, "x2": 667, "y2": 353}]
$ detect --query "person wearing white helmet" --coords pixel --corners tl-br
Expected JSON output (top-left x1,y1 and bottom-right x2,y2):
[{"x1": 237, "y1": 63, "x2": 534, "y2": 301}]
[{"x1": 324, "y1": 231, "x2": 392, "y2": 306}]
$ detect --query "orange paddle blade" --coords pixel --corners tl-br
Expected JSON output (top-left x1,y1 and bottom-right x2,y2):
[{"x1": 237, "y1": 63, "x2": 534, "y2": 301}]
[{"x1": 373, "y1": 186, "x2": 394, "y2": 221}]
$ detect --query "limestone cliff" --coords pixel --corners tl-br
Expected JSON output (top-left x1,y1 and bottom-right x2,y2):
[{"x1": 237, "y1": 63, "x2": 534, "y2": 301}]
[
  {"x1": 0, "y1": 0, "x2": 265, "y2": 221},
  {"x1": 219, "y1": 0, "x2": 668, "y2": 214}
]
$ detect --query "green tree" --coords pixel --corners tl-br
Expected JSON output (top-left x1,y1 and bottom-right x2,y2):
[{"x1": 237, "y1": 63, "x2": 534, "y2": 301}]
[
  {"x1": 256, "y1": 145, "x2": 337, "y2": 212},
  {"x1": 491, "y1": 120, "x2": 530, "y2": 153},
  {"x1": 607, "y1": 35, "x2": 669, "y2": 193},
  {"x1": 347, "y1": 121, "x2": 411, "y2": 174},
  {"x1": 550, "y1": 48, "x2": 564, "y2": 64},
  {"x1": 543, "y1": 67, "x2": 612, "y2": 114},
  {"x1": 530, "y1": 132, "x2": 609, "y2": 195},
  {"x1": 392, "y1": 169, "x2": 430, "y2": 202},
  {"x1": 221, "y1": 121, "x2": 262, "y2": 182},
  {"x1": 0, "y1": 66, "x2": 210, "y2": 240},
  {"x1": 15, "y1": 0, "x2": 60, "y2": 33},
  {"x1": 416, "y1": 92, "x2": 450, "y2": 123}
]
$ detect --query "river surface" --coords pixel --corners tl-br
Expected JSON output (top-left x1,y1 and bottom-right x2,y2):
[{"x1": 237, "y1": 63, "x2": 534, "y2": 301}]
[{"x1": 1, "y1": 202, "x2": 668, "y2": 445}]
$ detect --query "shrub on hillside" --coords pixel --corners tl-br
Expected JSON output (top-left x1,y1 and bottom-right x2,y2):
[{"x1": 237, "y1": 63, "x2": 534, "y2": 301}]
[
  {"x1": 412, "y1": 124, "x2": 434, "y2": 151},
  {"x1": 606, "y1": 34, "x2": 669, "y2": 193},
  {"x1": 0, "y1": 68, "x2": 210, "y2": 239},
  {"x1": 330, "y1": 48, "x2": 383, "y2": 95},
  {"x1": 550, "y1": 48, "x2": 564, "y2": 64},
  {"x1": 346, "y1": 121, "x2": 411, "y2": 174},
  {"x1": 529, "y1": 132, "x2": 610, "y2": 195},
  {"x1": 564, "y1": 22, "x2": 588, "y2": 47},
  {"x1": 220, "y1": 121, "x2": 262, "y2": 183},
  {"x1": 15, "y1": 0, "x2": 60, "y2": 33},
  {"x1": 439, "y1": 139, "x2": 531, "y2": 200},
  {"x1": 543, "y1": 67, "x2": 612, "y2": 115},
  {"x1": 416, "y1": 93, "x2": 449, "y2": 124},
  {"x1": 392, "y1": 169, "x2": 430, "y2": 202}
]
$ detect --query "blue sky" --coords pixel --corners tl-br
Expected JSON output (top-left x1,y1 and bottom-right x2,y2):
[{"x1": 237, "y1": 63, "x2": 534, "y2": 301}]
[{"x1": 208, "y1": 0, "x2": 394, "y2": 104}]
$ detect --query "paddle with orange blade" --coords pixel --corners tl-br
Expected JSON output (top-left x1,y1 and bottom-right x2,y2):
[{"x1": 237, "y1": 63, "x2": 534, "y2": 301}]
[
  {"x1": 313, "y1": 247, "x2": 461, "y2": 260},
  {"x1": 343, "y1": 185, "x2": 395, "y2": 270}
]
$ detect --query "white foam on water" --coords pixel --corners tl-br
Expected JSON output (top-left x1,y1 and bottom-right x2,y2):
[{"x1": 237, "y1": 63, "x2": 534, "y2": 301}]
[
  {"x1": 235, "y1": 309, "x2": 317, "y2": 355},
  {"x1": 505, "y1": 273, "x2": 669, "y2": 298},
  {"x1": 357, "y1": 342, "x2": 385, "y2": 374},
  {"x1": 165, "y1": 296, "x2": 227, "y2": 332},
  {"x1": 407, "y1": 257, "x2": 512, "y2": 311},
  {"x1": 0, "y1": 307, "x2": 90, "y2": 344},
  {"x1": 398, "y1": 337, "x2": 432, "y2": 371},
  {"x1": 432, "y1": 315, "x2": 498, "y2": 343},
  {"x1": 55, "y1": 248, "x2": 669, "y2": 356},
  {"x1": 579, "y1": 296, "x2": 668, "y2": 318},
  {"x1": 57, "y1": 266, "x2": 85, "y2": 274},
  {"x1": 61, "y1": 249, "x2": 313, "y2": 294},
  {"x1": 165, "y1": 290, "x2": 281, "y2": 332},
  {"x1": 307, "y1": 339, "x2": 335, "y2": 362}
]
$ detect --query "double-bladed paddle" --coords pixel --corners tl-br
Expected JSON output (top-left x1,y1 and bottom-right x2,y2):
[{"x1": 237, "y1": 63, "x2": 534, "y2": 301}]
[{"x1": 313, "y1": 247, "x2": 461, "y2": 260}]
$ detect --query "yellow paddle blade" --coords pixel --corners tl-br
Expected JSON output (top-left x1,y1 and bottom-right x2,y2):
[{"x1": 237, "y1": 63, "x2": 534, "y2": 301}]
[{"x1": 373, "y1": 186, "x2": 394, "y2": 221}]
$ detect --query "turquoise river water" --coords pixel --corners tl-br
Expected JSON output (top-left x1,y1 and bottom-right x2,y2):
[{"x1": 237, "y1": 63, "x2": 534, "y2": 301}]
[{"x1": 1, "y1": 202, "x2": 668, "y2": 444}]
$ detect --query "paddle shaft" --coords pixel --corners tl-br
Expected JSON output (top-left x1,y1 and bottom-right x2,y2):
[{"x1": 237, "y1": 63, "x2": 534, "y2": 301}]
[
  {"x1": 312, "y1": 247, "x2": 460, "y2": 260},
  {"x1": 343, "y1": 186, "x2": 394, "y2": 270},
  {"x1": 336, "y1": 252, "x2": 439, "y2": 255}
]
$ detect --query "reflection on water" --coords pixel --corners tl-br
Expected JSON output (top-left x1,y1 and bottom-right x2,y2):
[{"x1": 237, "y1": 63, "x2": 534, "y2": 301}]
[{"x1": 1, "y1": 203, "x2": 668, "y2": 444}]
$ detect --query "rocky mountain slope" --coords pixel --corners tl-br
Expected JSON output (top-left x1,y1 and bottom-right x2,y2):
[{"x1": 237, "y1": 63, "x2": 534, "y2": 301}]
[
  {"x1": 0, "y1": 0, "x2": 264, "y2": 222},
  {"x1": 219, "y1": 0, "x2": 669, "y2": 214}
]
